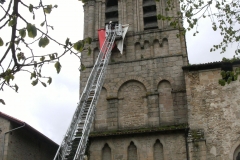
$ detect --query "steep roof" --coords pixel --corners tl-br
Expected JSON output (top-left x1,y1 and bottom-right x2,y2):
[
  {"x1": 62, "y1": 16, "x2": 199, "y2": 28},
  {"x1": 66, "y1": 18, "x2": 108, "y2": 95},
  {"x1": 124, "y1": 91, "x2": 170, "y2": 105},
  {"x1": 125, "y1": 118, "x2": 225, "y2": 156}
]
[{"x1": 0, "y1": 112, "x2": 58, "y2": 147}]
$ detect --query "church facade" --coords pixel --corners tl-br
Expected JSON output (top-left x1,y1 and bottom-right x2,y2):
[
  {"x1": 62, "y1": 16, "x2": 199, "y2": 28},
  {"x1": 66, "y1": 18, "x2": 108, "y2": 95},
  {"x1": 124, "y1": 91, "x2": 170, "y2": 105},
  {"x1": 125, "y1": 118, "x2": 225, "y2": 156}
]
[{"x1": 80, "y1": 0, "x2": 240, "y2": 159}]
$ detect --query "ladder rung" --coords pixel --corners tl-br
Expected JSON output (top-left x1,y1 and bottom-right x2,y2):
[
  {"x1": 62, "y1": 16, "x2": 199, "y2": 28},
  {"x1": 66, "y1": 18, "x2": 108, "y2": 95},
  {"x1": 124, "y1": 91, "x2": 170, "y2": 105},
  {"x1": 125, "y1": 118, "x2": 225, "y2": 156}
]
[{"x1": 55, "y1": 29, "x2": 118, "y2": 160}]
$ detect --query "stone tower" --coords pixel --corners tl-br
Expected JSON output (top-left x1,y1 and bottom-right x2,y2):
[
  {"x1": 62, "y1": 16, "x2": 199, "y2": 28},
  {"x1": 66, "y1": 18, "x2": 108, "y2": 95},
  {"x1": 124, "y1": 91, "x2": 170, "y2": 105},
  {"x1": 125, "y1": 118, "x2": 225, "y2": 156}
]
[{"x1": 80, "y1": 0, "x2": 189, "y2": 159}]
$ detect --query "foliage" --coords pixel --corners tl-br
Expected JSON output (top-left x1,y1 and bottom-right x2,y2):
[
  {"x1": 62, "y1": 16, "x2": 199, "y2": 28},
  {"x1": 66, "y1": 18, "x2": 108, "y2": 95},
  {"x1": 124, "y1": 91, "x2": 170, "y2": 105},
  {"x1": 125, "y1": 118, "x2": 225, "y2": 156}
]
[
  {"x1": 156, "y1": 0, "x2": 240, "y2": 84},
  {"x1": 156, "y1": 0, "x2": 240, "y2": 55},
  {"x1": 0, "y1": 0, "x2": 91, "y2": 105},
  {"x1": 218, "y1": 57, "x2": 240, "y2": 86}
]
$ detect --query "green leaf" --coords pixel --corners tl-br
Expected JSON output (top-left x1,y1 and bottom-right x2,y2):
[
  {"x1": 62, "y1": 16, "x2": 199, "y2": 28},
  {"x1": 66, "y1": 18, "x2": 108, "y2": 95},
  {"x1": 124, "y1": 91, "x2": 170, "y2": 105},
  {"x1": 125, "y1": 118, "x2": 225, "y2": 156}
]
[
  {"x1": 34, "y1": 61, "x2": 37, "y2": 68},
  {"x1": 15, "y1": 84, "x2": 19, "y2": 92},
  {"x1": 218, "y1": 79, "x2": 226, "y2": 86},
  {"x1": 17, "y1": 52, "x2": 25, "y2": 62},
  {"x1": 31, "y1": 79, "x2": 38, "y2": 86},
  {"x1": 80, "y1": 64, "x2": 86, "y2": 71},
  {"x1": 27, "y1": 23, "x2": 37, "y2": 38},
  {"x1": 73, "y1": 40, "x2": 84, "y2": 52},
  {"x1": 40, "y1": 56, "x2": 45, "y2": 62},
  {"x1": 54, "y1": 5, "x2": 58, "y2": 8},
  {"x1": 47, "y1": 77, "x2": 52, "y2": 84},
  {"x1": 39, "y1": 37, "x2": 50, "y2": 48},
  {"x1": 8, "y1": 16, "x2": 17, "y2": 27},
  {"x1": 40, "y1": 21, "x2": 45, "y2": 27},
  {"x1": 87, "y1": 47, "x2": 92, "y2": 56},
  {"x1": 4, "y1": 75, "x2": 10, "y2": 84},
  {"x1": 19, "y1": 29, "x2": 26, "y2": 38},
  {"x1": 30, "y1": 71, "x2": 36, "y2": 79},
  {"x1": 49, "y1": 54, "x2": 55, "y2": 60},
  {"x1": 29, "y1": 4, "x2": 33, "y2": 13},
  {"x1": 84, "y1": 37, "x2": 92, "y2": 44},
  {"x1": 15, "y1": 39, "x2": 20, "y2": 45},
  {"x1": 9, "y1": 74, "x2": 14, "y2": 80},
  {"x1": 44, "y1": 5, "x2": 52, "y2": 14},
  {"x1": 0, "y1": 99, "x2": 5, "y2": 105},
  {"x1": 41, "y1": 82, "x2": 46, "y2": 87},
  {"x1": 54, "y1": 61, "x2": 61, "y2": 74},
  {"x1": 65, "y1": 38, "x2": 69, "y2": 48},
  {"x1": 0, "y1": 37, "x2": 4, "y2": 46}
]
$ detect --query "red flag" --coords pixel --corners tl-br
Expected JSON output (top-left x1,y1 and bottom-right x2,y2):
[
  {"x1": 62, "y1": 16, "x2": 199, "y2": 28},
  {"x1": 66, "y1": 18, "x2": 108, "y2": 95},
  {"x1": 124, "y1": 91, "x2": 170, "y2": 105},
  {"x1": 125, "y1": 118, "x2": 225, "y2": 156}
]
[
  {"x1": 98, "y1": 29, "x2": 106, "y2": 50},
  {"x1": 98, "y1": 28, "x2": 116, "y2": 59}
]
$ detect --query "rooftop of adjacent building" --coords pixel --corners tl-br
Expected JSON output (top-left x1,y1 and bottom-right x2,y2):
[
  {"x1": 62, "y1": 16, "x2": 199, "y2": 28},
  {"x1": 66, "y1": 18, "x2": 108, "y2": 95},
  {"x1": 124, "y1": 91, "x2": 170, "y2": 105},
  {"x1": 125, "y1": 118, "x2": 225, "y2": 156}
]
[
  {"x1": 182, "y1": 60, "x2": 240, "y2": 71},
  {"x1": 0, "y1": 111, "x2": 58, "y2": 147}
]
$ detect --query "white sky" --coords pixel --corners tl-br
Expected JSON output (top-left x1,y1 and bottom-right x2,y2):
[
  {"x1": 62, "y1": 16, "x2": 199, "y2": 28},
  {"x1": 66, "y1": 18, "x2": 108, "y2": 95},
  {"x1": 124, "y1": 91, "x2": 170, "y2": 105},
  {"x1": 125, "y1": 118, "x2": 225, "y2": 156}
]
[{"x1": 0, "y1": 0, "x2": 236, "y2": 145}]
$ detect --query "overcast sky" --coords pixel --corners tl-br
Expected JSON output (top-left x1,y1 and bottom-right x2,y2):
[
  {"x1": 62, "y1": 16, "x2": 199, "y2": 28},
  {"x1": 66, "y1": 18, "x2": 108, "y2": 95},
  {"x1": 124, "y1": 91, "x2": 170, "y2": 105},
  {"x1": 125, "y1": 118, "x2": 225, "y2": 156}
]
[{"x1": 0, "y1": 0, "x2": 236, "y2": 145}]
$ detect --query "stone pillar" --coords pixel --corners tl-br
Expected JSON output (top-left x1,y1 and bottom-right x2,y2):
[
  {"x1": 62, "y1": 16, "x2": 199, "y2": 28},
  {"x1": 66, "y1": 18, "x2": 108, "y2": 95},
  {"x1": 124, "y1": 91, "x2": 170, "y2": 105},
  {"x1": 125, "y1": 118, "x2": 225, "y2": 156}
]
[
  {"x1": 107, "y1": 98, "x2": 118, "y2": 130},
  {"x1": 126, "y1": 0, "x2": 133, "y2": 32},
  {"x1": 88, "y1": 1, "x2": 95, "y2": 38},
  {"x1": 94, "y1": 1, "x2": 99, "y2": 38},
  {"x1": 147, "y1": 93, "x2": 160, "y2": 127},
  {"x1": 83, "y1": 4, "x2": 88, "y2": 38},
  {"x1": 101, "y1": 2, "x2": 105, "y2": 29},
  {"x1": 156, "y1": 0, "x2": 162, "y2": 29},
  {"x1": 139, "y1": 0, "x2": 144, "y2": 31}
]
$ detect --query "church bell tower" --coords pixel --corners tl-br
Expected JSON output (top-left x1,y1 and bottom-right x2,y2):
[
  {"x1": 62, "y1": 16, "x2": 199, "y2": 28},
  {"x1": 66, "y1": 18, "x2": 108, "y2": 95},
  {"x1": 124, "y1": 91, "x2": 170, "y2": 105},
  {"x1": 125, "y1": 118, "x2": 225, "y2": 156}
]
[{"x1": 80, "y1": 0, "x2": 189, "y2": 159}]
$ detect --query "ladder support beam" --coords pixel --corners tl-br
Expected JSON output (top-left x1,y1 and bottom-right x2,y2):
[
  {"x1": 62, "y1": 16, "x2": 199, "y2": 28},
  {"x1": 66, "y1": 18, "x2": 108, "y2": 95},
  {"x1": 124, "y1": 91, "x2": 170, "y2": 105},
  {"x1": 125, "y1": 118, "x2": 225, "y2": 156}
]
[{"x1": 54, "y1": 24, "x2": 122, "y2": 160}]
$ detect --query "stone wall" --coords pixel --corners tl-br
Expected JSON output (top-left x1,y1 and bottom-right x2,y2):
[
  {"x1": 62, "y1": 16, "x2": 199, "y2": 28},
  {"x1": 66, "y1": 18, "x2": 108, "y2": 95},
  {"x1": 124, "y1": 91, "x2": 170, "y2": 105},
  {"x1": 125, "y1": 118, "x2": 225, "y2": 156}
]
[
  {"x1": 0, "y1": 117, "x2": 11, "y2": 159},
  {"x1": 82, "y1": 30, "x2": 188, "y2": 68},
  {"x1": 89, "y1": 133, "x2": 187, "y2": 160},
  {"x1": 80, "y1": 0, "x2": 189, "y2": 159},
  {"x1": 185, "y1": 66, "x2": 240, "y2": 159},
  {"x1": 3, "y1": 122, "x2": 57, "y2": 160},
  {"x1": 81, "y1": 55, "x2": 188, "y2": 132}
]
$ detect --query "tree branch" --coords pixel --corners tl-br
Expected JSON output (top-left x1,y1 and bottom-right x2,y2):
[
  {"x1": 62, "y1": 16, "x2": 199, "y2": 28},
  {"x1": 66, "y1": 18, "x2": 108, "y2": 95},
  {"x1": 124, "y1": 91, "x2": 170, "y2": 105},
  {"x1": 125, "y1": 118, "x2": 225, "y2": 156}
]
[{"x1": 0, "y1": 0, "x2": 12, "y2": 22}]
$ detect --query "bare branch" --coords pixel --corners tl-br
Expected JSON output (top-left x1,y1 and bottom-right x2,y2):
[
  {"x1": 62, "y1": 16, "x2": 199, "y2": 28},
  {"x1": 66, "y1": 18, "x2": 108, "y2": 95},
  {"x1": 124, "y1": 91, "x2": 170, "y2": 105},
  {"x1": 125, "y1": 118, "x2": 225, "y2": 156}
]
[{"x1": 0, "y1": 0, "x2": 12, "y2": 22}]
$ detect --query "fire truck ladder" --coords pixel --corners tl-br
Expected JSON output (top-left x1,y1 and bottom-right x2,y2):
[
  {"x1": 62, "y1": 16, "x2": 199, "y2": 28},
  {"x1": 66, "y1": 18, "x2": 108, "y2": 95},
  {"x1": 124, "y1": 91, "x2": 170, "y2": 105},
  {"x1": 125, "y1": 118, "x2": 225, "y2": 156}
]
[{"x1": 54, "y1": 24, "x2": 122, "y2": 160}]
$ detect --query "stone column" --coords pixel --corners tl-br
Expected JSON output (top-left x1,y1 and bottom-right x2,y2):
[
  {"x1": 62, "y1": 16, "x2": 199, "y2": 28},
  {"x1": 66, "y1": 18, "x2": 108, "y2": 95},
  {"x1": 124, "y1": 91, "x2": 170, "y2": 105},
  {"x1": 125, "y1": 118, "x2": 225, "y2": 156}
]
[
  {"x1": 156, "y1": 0, "x2": 162, "y2": 29},
  {"x1": 139, "y1": 0, "x2": 144, "y2": 31},
  {"x1": 101, "y1": 2, "x2": 105, "y2": 29},
  {"x1": 107, "y1": 98, "x2": 118, "y2": 130},
  {"x1": 83, "y1": 4, "x2": 88, "y2": 38},
  {"x1": 88, "y1": 1, "x2": 95, "y2": 38},
  {"x1": 147, "y1": 93, "x2": 160, "y2": 127},
  {"x1": 126, "y1": 0, "x2": 133, "y2": 32},
  {"x1": 94, "y1": 1, "x2": 99, "y2": 38}
]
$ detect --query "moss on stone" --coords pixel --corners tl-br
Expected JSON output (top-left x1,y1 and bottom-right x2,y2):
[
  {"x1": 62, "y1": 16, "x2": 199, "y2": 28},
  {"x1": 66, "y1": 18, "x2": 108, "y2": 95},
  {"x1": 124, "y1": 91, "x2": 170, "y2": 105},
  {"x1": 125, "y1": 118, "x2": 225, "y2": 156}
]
[{"x1": 89, "y1": 123, "x2": 188, "y2": 137}]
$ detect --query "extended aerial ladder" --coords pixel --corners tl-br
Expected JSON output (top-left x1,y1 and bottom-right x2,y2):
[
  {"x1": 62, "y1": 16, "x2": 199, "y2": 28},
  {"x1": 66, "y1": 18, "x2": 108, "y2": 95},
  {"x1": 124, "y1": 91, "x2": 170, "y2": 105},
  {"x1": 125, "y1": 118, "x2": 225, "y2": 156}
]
[{"x1": 54, "y1": 24, "x2": 123, "y2": 160}]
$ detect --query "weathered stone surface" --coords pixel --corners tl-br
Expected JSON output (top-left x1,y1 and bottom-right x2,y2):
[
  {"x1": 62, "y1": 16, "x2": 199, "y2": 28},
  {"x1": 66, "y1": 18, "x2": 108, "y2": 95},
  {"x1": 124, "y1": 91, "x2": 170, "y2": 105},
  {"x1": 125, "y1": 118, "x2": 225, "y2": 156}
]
[
  {"x1": 81, "y1": 0, "x2": 188, "y2": 159},
  {"x1": 0, "y1": 117, "x2": 57, "y2": 160},
  {"x1": 89, "y1": 133, "x2": 187, "y2": 160},
  {"x1": 185, "y1": 68, "x2": 240, "y2": 159}
]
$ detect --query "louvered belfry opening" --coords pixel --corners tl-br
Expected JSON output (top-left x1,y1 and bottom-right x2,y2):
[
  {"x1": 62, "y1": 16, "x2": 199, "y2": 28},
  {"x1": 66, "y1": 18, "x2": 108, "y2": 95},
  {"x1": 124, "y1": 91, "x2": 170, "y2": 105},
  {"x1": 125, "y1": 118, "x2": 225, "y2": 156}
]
[
  {"x1": 105, "y1": 0, "x2": 118, "y2": 24},
  {"x1": 143, "y1": 0, "x2": 158, "y2": 30}
]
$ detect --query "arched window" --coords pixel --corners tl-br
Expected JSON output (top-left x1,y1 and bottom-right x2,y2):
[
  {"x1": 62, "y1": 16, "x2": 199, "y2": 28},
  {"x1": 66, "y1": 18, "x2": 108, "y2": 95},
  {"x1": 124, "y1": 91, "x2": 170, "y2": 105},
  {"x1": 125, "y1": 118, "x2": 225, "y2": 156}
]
[
  {"x1": 158, "y1": 80, "x2": 174, "y2": 123},
  {"x1": 237, "y1": 152, "x2": 240, "y2": 160},
  {"x1": 128, "y1": 142, "x2": 137, "y2": 160},
  {"x1": 105, "y1": 0, "x2": 118, "y2": 24},
  {"x1": 102, "y1": 143, "x2": 111, "y2": 160},
  {"x1": 233, "y1": 145, "x2": 240, "y2": 160},
  {"x1": 143, "y1": 0, "x2": 158, "y2": 30},
  {"x1": 154, "y1": 140, "x2": 164, "y2": 160}
]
